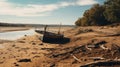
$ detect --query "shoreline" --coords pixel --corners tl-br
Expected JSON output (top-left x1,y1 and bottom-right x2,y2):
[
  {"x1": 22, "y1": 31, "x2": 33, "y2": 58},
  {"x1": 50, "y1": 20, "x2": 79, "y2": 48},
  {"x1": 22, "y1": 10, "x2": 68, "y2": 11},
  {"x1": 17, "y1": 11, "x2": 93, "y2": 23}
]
[{"x1": 0, "y1": 27, "x2": 31, "y2": 32}]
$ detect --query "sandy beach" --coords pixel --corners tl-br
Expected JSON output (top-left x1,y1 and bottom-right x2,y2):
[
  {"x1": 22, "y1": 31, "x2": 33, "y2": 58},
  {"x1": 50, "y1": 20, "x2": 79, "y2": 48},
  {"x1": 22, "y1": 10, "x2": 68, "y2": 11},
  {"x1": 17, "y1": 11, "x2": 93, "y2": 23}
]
[
  {"x1": 0, "y1": 26, "x2": 120, "y2": 67},
  {"x1": 0, "y1": 0, "x2": 119, "y2": 66}
]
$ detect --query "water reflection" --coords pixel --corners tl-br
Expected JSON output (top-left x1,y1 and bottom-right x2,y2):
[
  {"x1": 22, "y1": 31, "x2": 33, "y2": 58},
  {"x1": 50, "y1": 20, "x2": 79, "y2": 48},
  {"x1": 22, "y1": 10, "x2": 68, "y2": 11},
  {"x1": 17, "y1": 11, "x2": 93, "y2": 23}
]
[{"x1": 0, "y1": 29, "x2": 35, "y2": 40}]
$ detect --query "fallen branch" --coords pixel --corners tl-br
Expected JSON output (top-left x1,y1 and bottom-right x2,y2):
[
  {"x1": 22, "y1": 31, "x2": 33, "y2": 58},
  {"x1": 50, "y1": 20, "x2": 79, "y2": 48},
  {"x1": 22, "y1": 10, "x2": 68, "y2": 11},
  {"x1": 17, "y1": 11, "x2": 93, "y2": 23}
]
[{"x1": 71, "y1": 54, "x2": 81, "y2": 63}]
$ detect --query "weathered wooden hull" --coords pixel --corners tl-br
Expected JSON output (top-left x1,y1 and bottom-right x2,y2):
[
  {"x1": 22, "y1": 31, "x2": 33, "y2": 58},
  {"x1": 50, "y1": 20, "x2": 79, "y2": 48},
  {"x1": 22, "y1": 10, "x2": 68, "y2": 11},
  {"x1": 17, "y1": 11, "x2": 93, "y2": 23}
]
[
  {"x1": 35, "y1": 30, "x2": 64, "y2": 42},
  {"x1": 41, "y1": 34, "x2": 64, "y2": 42}
]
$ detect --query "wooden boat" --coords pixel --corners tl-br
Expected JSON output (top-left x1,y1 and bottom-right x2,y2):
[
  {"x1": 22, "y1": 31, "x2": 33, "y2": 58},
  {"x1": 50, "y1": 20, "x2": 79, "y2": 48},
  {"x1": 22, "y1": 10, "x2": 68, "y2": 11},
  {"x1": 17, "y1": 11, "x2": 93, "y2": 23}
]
[{"x1": 35, "y1": 25, "x2": 64, "y2": 42}]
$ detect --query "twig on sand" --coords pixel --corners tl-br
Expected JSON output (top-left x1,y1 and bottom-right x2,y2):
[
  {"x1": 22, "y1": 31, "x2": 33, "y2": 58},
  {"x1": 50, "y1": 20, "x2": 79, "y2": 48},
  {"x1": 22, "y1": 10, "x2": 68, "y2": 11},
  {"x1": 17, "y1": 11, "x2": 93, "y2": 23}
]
[{"x1": 71, "y1": 54, "x2": 81, "y2": 63}]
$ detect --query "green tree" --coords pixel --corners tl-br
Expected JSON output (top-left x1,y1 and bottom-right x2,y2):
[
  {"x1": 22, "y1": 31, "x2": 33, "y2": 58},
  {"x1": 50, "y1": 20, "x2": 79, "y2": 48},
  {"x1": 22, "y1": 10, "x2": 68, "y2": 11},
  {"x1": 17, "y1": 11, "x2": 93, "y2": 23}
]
[
  {"x1": 75, "y1": 18, "x2": 82, "y2": 26},
  {"x1": 85, "y1": 4, "x2": 107, "y2": 25},
  {"x1": 75, "y1": 0, "x2": 120, "y2": 26},
  {"x1": 75, "y1": 4, "x2": 107, "y2": 26},
  {"x1": 104, "y1": 0, "x2": 120, "y2": 23}
]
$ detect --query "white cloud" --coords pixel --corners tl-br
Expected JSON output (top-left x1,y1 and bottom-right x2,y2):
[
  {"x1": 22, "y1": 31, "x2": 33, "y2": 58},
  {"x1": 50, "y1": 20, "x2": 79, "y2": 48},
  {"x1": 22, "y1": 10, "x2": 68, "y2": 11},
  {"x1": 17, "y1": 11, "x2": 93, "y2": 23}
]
[
  {"x1": 76, "y1": 0, "x2": 98, "y2": 6},
  {"x1": 0, "y1": 0, "x2": 98, "y2": 17}
]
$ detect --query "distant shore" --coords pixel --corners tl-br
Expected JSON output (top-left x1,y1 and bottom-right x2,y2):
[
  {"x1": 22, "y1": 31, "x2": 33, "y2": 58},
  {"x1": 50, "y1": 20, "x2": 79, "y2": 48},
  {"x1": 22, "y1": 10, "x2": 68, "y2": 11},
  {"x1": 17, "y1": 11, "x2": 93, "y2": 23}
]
[{"x1": 0, "y1": 27, "x2": 31, "y2": 32}]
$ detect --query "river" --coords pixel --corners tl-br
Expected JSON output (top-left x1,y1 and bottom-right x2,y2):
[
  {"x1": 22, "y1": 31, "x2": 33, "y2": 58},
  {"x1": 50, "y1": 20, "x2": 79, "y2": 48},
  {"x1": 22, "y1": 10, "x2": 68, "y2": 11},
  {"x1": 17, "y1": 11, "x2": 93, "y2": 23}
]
[{"x1": 0, "y1": 29, "x2": 36, "y2": 40}]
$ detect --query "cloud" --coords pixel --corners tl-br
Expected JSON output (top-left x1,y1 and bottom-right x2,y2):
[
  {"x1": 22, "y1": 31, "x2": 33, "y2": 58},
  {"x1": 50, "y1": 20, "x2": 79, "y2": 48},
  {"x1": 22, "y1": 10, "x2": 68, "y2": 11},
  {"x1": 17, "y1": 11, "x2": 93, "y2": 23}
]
[
  {"x1": 0, "y1": 0, "x2": 98, "y2": 17},
  {"x1": 76, "y1": 0, "x2": 98, "y2": 6}
]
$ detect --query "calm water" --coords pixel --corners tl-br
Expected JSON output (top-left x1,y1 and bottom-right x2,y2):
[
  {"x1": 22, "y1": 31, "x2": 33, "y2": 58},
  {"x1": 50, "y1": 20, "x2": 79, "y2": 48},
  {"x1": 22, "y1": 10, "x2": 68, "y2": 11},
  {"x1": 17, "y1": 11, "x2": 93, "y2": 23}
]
[{"x1": 0, "y1": 29, "x2": 36, "y2": 40}]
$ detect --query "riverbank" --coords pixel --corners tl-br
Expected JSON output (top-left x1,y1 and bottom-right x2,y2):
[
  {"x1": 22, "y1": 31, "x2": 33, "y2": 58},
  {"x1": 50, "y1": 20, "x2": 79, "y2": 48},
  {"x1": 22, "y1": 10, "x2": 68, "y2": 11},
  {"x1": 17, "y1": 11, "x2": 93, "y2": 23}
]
[{"x1": 0, "y1": 26, "x2": 120, "y2": 67}]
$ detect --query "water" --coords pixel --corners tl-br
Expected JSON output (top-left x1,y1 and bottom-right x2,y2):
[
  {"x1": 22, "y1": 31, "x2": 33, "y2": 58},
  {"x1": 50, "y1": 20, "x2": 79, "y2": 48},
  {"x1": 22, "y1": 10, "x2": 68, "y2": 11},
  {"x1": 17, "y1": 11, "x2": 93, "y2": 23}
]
[{"x1": 0, "y1": 29, "x2": 36, "y2": 40}]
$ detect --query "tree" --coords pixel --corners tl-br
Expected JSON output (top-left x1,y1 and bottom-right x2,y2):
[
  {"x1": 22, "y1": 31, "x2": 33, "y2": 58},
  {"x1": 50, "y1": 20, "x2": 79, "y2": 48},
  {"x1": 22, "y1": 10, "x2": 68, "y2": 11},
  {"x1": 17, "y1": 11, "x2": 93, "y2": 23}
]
[
  {"x1": 75, "y1": 4, "x2": 108, "y2": 26},
  {"x1": 75, "y1": 18, "x2": 82, "y2": 26},
  {"x1": 104, "y1": 0, "x2": 120, "y2": 23},
  {"x1": 75, "y1": 0, "x2": 120, "y2": 26}
]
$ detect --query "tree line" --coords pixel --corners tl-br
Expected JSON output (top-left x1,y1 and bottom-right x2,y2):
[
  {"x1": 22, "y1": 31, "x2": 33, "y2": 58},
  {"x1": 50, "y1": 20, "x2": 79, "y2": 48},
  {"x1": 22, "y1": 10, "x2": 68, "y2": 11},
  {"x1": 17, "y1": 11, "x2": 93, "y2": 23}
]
[
  {"x1": 75, "y1": 0, "x2": 120, "y2": 26},
  {"x1": 0, "y1": 22, "x2": 26, "y2": 27}
]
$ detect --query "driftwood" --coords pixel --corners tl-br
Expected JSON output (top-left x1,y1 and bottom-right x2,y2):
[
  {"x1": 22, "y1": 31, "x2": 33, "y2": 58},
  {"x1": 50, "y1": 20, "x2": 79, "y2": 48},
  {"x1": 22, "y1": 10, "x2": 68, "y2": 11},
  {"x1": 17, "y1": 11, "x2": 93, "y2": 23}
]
[
  {"x1": 71, "y1": 54, "x2": 81, "y2": 63},
  {"x1": 80, "y1": 59, "x2": 120, "y2": 67}
]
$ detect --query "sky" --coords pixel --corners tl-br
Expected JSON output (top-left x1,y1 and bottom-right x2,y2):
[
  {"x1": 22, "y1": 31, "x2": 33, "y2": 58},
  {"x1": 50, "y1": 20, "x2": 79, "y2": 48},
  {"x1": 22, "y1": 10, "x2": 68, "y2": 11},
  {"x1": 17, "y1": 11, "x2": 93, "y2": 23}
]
[{"x1": 0, "y1": 0, "x2": 105, "y2": 25}]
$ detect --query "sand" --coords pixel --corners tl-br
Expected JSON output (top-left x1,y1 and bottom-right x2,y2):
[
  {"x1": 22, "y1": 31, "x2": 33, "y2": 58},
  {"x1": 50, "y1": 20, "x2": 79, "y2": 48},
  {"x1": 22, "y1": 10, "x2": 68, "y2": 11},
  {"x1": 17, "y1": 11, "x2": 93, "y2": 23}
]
[
  {"x1": 0, "y1": 27, "x2": 30, "y2": 32},
  {"x1": 0, "y1": 26, "x2": 120, "y2": 67}
]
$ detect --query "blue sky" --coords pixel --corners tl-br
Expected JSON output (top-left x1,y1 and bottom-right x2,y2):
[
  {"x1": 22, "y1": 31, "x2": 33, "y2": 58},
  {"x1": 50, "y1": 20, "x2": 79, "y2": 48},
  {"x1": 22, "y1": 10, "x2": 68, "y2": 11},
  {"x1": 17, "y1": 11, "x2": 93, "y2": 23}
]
[{"x1": 0, "y1": 0, "x2": 105, "y2": 25}]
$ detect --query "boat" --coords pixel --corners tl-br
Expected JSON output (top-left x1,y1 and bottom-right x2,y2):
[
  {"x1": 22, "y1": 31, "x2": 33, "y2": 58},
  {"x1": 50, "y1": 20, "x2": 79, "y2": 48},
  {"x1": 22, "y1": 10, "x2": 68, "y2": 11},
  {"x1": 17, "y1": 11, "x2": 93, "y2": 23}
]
[{"x1": 35, "y1": 25, "x2": 64, "y2": 42}]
